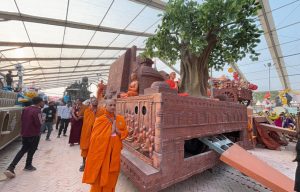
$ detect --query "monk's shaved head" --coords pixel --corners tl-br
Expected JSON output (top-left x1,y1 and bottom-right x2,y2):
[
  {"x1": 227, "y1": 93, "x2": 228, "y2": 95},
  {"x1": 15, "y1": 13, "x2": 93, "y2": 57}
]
[
  {"x1": 105, "y1": 99, "x2": 116, "y2": 113},
  {"x1": 169, "y1": 72, "x2": 176, "y2": 80},
  {"x1": 90, "y1": 97, "x2": 98, "y2": 106}
]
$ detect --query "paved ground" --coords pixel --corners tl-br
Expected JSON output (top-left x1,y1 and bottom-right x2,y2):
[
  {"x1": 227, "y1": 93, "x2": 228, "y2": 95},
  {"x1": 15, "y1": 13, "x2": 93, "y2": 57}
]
[{"x1": 0, "y1": 128, "x2": 296, "y2": 192}]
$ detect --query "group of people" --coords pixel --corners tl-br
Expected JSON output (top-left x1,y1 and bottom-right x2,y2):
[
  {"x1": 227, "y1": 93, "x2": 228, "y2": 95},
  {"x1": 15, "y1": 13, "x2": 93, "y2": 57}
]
[
  {"x1": 40, "y1": 100, "x2": 82, "y2": 143},
  {"x1": 3, "y1": 94, "x2": 129, "y2": 192},
  {"x1": 1, "y1": 71, "x2": 188, "y2": 191},
  {"x1": 269, "y1": 112, "x2": 297, "y2": 130}
]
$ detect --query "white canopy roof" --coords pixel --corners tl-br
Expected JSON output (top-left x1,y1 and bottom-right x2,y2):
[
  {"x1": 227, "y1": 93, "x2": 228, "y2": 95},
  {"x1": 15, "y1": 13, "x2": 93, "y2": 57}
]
[{"x1": 0, "y1": 0, "x2": 299, "y2": 96}]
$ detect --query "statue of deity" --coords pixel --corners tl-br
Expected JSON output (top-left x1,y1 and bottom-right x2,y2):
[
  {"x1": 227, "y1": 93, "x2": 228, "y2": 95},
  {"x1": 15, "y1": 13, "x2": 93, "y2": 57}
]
[{"x1": 120, "y1": 73, "x2": 139, "y2": 98}]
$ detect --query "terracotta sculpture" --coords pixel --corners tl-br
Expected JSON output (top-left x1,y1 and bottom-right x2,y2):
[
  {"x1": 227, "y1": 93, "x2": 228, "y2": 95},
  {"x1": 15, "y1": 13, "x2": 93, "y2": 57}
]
[
  {"x1": 120, "y1": 73, "x2": 139, "y2": 98},
  {"x1": 165, "y1": 72, "x2": 178, "y2": 90},
  {"x1": 125, "y1": 112, "x2": 135, "y2": 142},
  {"x1": 141, "y1": 138, "x2": 151, "y2": 152},
  {"x1": 132, "y1": 121, "x2": 141, "y2": 149},
  {"x1": 96, "y1": 80, "x2": 105, "y2": 100},
  {"x1": 165, "y1": 72, "x2": 189, "y2": 96}
]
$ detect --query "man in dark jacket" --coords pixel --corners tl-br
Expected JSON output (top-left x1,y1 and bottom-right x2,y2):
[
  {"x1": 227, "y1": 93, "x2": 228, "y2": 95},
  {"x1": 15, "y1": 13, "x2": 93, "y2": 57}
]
[
  {"x1": 42, "y1": 101, "x2": 56, "y2": 141},
  {"x1": 4, "y1": 97, "x2": 44, "y2": 179}
]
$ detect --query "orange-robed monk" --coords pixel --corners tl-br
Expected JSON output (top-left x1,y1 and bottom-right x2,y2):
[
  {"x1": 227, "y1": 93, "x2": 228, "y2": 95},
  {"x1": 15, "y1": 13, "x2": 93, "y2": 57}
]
[
  {"x1": 165, "y1": 72, "x2": 189, "y2": 96},
  {"x1": 79, "y1": 97, "x2": 105, "y2": 172},
  {"x1": 165, "y1": 72, "x2": 178, "y2": 90},
  {"x1": 82, "y1": 99, "x2": 128, "y2": 192}
]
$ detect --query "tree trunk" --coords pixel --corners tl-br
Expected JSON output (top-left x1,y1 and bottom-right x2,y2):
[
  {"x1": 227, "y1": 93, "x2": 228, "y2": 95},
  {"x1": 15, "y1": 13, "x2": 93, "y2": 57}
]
[{"x1": 179, "y1": 34, "x2": 217, "y2": 97}]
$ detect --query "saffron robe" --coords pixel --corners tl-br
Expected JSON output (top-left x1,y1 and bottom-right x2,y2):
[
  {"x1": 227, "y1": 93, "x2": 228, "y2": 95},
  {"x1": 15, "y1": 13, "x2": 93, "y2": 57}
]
[
  {"x1": 165, "y1": 79, "x2": 177, "y2": 90},
  {"x1": 120, "y1": 81, "x2": 138, "y2": 98},
  {"x1": 80, "y1": 107, "x2": 105, "y2": 157},
  {"x1": 82, "y1": 112, "x2": 128, "y2": 192},
  {"x1": 165, "y1": 79, "x2": 189, "y2": 96}
]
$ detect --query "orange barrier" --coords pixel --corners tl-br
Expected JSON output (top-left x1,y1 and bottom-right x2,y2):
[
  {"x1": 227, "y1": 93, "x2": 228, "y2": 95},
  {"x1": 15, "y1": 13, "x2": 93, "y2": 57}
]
[{"x1": 220, "y1": 144, "x2": 294, "y2": 192}]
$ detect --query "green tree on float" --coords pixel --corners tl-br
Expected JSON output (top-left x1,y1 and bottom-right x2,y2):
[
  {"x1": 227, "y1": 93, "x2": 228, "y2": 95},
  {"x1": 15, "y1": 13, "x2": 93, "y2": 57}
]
[{"x1": 143, "y1": 0, "x2": 262, "y2": 97}]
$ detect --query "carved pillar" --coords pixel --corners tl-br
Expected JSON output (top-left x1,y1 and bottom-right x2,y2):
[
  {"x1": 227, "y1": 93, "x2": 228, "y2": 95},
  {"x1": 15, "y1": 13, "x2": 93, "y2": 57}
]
[{"x1": 153, "y1": 99, "x2": 162, "y2": 169}]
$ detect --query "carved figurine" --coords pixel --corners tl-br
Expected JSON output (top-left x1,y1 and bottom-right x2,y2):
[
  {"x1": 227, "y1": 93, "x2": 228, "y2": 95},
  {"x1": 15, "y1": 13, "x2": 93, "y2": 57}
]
[
  {"x1": 165, "y1": 72, "x2": 189, "y2": 96},
  {"x1": 97, "y1": 80, "x2": 105, "y2": 100},
  {"x1": 120, "y1": 73, "x2": 139, "y2": 98},
  {"x1": 141, "y1": 138, "x2": 151, "y2": 152},
  {"x1": 165, "y1": 72, "x2": 178, "y2": 91},
  {"x1": 125, "y1": 111, "x2": 135, "y2": 142},
  {"x1": 125, "y1": 125, "x2": 134, "y2": 142},
  {"x1": 132, "y1": 121, "x2": 141, "y2": 149}
]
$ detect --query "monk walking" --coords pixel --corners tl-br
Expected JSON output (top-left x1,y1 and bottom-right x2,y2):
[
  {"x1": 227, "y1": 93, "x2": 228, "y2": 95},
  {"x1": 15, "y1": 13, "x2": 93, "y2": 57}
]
[
  {"x1": 69, "y1": 98, "x2": 87, "y2": 146},
  {"x1": 79, "y1": 97, "x2": 105, "y2": 172},
  {"x1": 82, "y1": 99, "x2": 128, "y2": 192}
]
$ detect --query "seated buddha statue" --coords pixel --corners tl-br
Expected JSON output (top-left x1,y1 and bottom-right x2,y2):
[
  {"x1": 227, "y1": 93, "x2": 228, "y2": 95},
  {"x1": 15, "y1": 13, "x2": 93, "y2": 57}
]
[{"x1": 120, "y1": 73, "x2": 139, "y2": 98}]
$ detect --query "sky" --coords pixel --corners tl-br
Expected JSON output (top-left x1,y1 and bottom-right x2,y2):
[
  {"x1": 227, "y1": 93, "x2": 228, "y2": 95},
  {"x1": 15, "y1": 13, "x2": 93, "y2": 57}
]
[{"x1": 0, "y1": 0, "x2": 300, "y2": 97}]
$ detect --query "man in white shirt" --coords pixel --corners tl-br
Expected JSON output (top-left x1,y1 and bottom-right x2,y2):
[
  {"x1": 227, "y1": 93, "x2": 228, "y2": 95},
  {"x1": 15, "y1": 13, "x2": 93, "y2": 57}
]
[
  {"x1": 56, "y1": 103, "x2": 63, "y2": 130},
  {"x1": 57, "y1": 102, "x2": 72, "y2": 137}
]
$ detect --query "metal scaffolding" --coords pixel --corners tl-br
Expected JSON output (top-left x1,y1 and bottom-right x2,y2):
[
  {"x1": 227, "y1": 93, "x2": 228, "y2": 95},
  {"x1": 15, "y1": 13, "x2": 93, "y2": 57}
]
[
  {"x1": 258, "y1": 0, "x2": 291, "y2": 89},
  {"x1": 0, "y1": 11, "x2": 153, "y2": 37}
]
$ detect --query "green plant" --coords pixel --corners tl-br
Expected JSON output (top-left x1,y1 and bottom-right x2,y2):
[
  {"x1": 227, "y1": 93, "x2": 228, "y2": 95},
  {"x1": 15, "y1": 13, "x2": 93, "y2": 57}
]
[{"x1": 143, "y1": 0, "x2": 262, "y2": 96}]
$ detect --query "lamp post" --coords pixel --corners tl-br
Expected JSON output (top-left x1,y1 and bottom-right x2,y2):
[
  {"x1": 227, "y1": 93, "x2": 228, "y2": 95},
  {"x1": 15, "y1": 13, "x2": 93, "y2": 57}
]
[{"x1": 266, "y1": 62, "x2": 272, "y2": 94}]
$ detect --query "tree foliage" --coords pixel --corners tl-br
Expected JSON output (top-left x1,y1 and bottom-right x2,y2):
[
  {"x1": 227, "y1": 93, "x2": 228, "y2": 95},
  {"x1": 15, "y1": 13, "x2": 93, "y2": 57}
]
[{"x1": 143, "y1": 0, "x2": 262, "y2": 71}]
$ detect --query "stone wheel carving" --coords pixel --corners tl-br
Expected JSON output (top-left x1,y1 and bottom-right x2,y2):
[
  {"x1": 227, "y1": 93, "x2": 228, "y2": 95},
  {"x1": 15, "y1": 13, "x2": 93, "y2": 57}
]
[{"x1": 223, "y1": 90, "x2": 236, "y2": 102}]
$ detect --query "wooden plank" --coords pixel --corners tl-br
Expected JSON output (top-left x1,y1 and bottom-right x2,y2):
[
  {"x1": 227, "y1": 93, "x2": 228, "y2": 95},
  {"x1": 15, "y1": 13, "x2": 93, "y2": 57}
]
[{"x1": 260, "y1": 123, "x2": 297, "y2": 136}]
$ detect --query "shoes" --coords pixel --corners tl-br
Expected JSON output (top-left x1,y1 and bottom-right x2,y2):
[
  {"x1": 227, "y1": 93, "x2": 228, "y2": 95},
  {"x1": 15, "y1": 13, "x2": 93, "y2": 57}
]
[
  {"x1": 63, "y1": 134, "x2": 67, "y2": 137},
  {"x1": 24, "y1": 165, "x2": 37, "y2": 171},
  {"x1": 70, "y1": 143, "x2": 74, "y2": 146},
  {"x1": 57, "y1": 135, "x2": 60, "y2": 138},
  {"x1": 4, "y1": 168, "x2": 15, "y2": 179},
  {"x1": 79, "y1": 165, "x2": 85, "y2": 172},
  {"x1": 45, "y1": 138, "x2": 51, "y2": 141}
]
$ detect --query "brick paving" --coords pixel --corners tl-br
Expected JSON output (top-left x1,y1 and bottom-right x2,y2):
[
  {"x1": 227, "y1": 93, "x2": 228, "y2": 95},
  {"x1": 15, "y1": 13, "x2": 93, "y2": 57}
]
[{"x1": 0, "y1": 129, "x2": 296, "y2": 192}]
